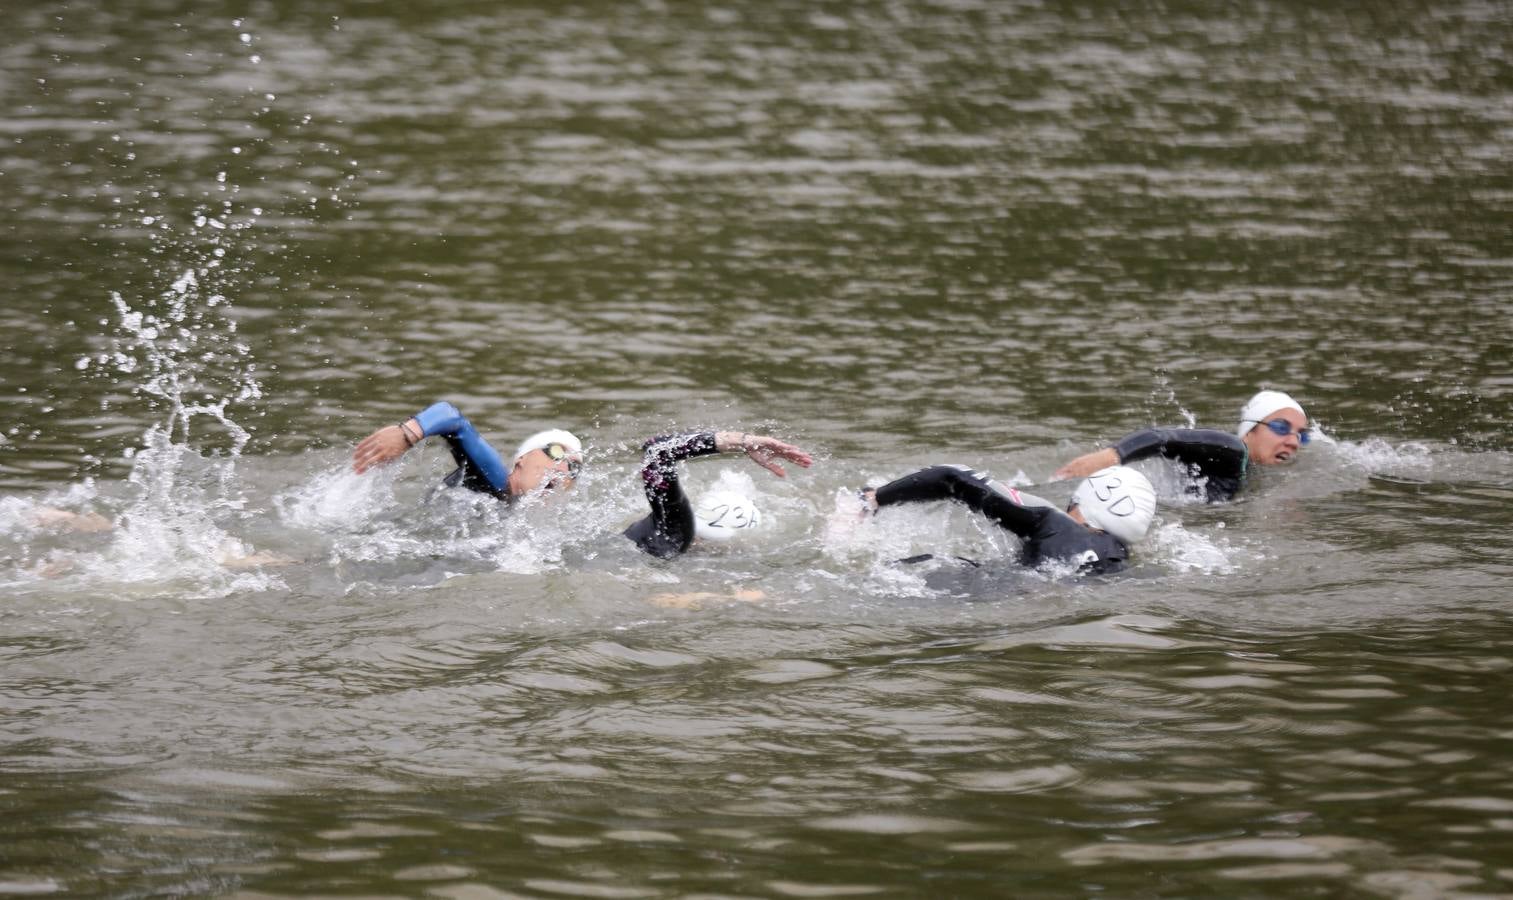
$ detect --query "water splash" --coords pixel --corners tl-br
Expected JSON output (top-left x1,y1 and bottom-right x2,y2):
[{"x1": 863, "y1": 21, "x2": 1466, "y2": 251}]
[{"x1": 1149, "y1": 520, "x2": 1258, "y2": 575}]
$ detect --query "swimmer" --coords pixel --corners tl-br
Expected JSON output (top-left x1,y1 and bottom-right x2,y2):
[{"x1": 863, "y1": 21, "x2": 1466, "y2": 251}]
[
  {"x1": 352, "y1": 401, "x2": 583, "y2": 500},
  {"x1": 1052, "y1": 389, "x2": 1312, "y2": 503},
  {"x1": 861, "y1": 464, "x2": 1157, "y2": 575},
  {"x1": 624, "y1": 430, "x2": 813, "y2": 558}
]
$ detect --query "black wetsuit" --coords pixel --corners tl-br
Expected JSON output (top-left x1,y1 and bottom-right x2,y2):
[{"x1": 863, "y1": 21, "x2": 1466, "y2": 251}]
[
  {"x1": 1112, "y1": 428, "x2": 1249, "y2": 503},
  {"x1": 875, "y1": 465, "x2": 1130, "y2": 575},
  {"x1": 622, "y1": 432, "x2": 718, "y2": 559}
]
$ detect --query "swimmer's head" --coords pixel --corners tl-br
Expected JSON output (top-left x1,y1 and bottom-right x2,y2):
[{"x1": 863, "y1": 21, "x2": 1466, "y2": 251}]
[
  {"x1": 508, "y1": 429, "x2": 584, "y2": 494},
  {"x1": 1069, "y1": 466, "x2": 1156, "y2": 546},
  {"x1": 693, "y1": 489, "x2": 762, "y2": 542},
  {"x1": 1237, "y1": 390, "x2": 1309, "y2": 465}
]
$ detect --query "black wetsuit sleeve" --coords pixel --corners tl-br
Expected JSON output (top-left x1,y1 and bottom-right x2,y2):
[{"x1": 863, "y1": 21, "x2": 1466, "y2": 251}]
[
  {"x1": 874, "y1": 465, "x2": 1054, "y2": 540},
  {"x1": 624, "y1": 432, "x2": 720, "y2": 559},
  {"x1": 1114, "y1": 428, "x2": 1247, "y2": 502},
  {"x1": 877, "y1": 465, "x2": 1128, "y2": 574}
]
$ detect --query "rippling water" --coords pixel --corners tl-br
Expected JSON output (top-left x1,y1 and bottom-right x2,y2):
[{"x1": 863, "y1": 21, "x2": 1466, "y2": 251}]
[{"x1": 3, "y1": 0, "x2": 1512, "y2": 896}]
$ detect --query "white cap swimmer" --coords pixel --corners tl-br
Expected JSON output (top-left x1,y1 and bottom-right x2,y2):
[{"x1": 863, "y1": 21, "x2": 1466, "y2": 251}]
[
  {"x1": 512, "y1": 429, "x2": 584, "y2": 466},
  {"x1": 1070, "y1": 466, "x2": 1157, "y2": 546},
  {"x1": 694, "y1": 489, "x2": 762, "y2": 542},
  {"x1": 1237, "y1": 390, "x2": 1306, "y2": 438}
]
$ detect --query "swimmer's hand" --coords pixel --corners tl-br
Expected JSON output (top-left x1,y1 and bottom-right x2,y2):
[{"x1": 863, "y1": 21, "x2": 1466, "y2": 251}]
[
  {"x1": 1052, "y1": 447, "x2": 1119, "y2": 481},
  {"x1": 716, "y1": 431, "x2": 814, "y2": 478},
  {"x1": 353, "y1": 418, "x2": 423, "y2": 474}
]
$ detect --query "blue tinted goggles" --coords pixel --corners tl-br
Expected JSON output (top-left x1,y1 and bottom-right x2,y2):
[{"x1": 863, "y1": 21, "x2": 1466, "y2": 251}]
[{"x1": 1247, "y1": 418, "x2": 1311, "y2": 444}]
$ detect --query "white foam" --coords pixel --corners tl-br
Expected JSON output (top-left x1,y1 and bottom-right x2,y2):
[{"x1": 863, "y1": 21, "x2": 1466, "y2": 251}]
[{"x1": 1149, "y1": 520, "x2": 1261, "y2": 575}]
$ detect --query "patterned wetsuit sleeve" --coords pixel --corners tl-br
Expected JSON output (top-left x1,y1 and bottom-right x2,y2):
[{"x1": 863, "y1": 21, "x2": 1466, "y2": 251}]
[
  {"x1": 1113, "y1": 428, "x2": 1247, "y2": 502},
  {"x1": 626, "y1": 432, "x2": 720, "y2": 558},
  {"x1": 874, "y1": 465, "x2": 1054, "y2": 540},
  {"x1": 413, "y1": 401, "x2": 510, "y2": 495}
]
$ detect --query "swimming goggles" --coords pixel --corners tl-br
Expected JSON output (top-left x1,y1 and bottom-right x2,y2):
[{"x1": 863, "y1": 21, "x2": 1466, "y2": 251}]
[
  {"x1": 1246, "y1": 418, "x2": 1312, "y2": 444},
  {"x1": 541, "y1": 442, "x2": 584, "y2": 476}
]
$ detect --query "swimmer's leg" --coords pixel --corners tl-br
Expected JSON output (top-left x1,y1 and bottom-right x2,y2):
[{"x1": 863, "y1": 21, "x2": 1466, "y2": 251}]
[
  {"x1": 28, "y1": 507, "x2": 114, "y2": 533},
  {"x1": 649, "y1": 588, "x2": 766, "y2": 610}
]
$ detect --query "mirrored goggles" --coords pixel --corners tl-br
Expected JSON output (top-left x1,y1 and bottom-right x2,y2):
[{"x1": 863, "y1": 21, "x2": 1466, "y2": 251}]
[
  {"x1": 541, "y1": 442, "x2": 583, "y2": 476},
  {"x1": 1247, "y1": 418, "x2": 1311, "y2": 444}
]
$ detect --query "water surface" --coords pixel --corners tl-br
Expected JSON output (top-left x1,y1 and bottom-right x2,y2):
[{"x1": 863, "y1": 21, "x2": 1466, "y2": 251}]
[{"x1": 2, "y1": 0, "x2": 1511, "y2": 896}]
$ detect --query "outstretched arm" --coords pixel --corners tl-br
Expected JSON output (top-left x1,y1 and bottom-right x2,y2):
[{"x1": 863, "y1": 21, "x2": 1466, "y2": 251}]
[
  {"x1": 1052, "y1": 447, "x2": 1119, "y2": 481},
  {"x1": 712, "y1": 431, "x2": 814, "y2": 477},
  {"x1": 871, "y1": 464, "x2": 1053, "y2": 540},
  {"x1": 1054, "y1": 428, "x2": 1246, "y2": 501}
]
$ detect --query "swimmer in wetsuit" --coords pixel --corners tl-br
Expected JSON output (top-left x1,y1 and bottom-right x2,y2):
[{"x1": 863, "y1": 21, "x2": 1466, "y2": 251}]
[
  {"x1": 352, "y1": 401, "x2": 583, "y2": 499},
  {"x1": 862, "y1": 464, "x2": 1157, "y2": 575},
  {"x1": 623, "y1": 430, "x2": 812, "y2": 558},
  {"x1": 1053, "y1": 389, "x2": 1313, "y2": 503}
]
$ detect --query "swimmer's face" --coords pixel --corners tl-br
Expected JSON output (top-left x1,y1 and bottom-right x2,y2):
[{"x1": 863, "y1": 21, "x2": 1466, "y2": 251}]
[
  {"x1": 508, "y1": 444, "x2": 583, "y2": 496},
  {"x1": 1243, "y1": 407, "x2": 1309, "y2": 465}
]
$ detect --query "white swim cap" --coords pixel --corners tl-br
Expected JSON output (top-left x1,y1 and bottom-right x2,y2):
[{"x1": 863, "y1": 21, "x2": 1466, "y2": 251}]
[
  {"x1": 694, "y1": 489, "x2": 762, "y2": 542},
  {"x1": 1238, "y1": 390, "x2": 1305, "y2": 438},
  {"x1": 512, "y1": 429, "x2": 583, "y2": 465},
  {"x1": 1070, "y1": 466, "x2": 1157, "y2": 546}
]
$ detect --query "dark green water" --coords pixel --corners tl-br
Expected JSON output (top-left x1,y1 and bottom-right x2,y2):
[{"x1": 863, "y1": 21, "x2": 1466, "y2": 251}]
[{"x1": 3, "y1": 1, "x2": 1512, "y2": 896}]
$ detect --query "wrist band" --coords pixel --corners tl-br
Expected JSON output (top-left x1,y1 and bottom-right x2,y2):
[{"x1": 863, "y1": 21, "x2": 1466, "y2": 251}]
[{"x1": 398, "y1": 422, "x2": 419, "y2": 447}]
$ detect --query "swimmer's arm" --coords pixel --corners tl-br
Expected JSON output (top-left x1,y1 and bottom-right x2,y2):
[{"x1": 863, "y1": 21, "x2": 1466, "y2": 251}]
[
  {"x1": 353, "y1": 418, "x2": 424, "y2": 473},
  {"x1": 631, "y1": 433, "x2": 717, "y2": 558},
  {"x1": 1052, "y1": 447, "x2": 1119, "y2": 481},
  {"x1": 713, "y1": 431, "x2": 813, "y2": 477},
  {"x1": 1052, "y1": 428, "x2": 1244, "y2": 481},
  {"x1": 414, "y1": 403, "x2": 510, "y2": 491},
  {"x1": 642, "y1": 431, "x2": 813, "y2": 481},
  {"x1": 631, "y1": 430, "x2": 812, "y2": 559},
  {"x1": 874, "y1": 465, "x2": 1046, "y2": 538},
  {"x1": 352, "y1": 402, "x2": 510, "y2": 491},
  {"x1": 1113, "y1": 428, "x2": 1245, "y2": 478}
]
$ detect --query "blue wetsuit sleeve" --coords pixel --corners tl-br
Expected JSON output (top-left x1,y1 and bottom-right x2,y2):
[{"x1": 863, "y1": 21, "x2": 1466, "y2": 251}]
[
  {"x1": 1113, "y1": 428, "x2": 1246, "y2": 502},
  {"x1": 874, "y1": 465, "x2": 1053, "y2": 540},
  {"x1": 412, "y1": 401, "x2": 510, "y2": 495},
  {"x1": 625, "y1": 432, "x2": 720, "y2": 558}
]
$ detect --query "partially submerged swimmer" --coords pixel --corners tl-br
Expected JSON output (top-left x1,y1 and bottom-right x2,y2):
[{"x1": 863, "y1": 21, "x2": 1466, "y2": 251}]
[
  {"x1": 23, "y1": 507, "x2": 294, "y2": 572},
  {"x1": 862, "y1": 464, "x2": 1157, "y2": 575},
  {"x1": 1053, "y1": 389, "x2": 1313, "y2": 503},
  {"x1": 624, "y1": 430, "x2": 813, "y2": 558},
  {"x1": 353, "y1": 401, "x2": 584, "y2": 500}
]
